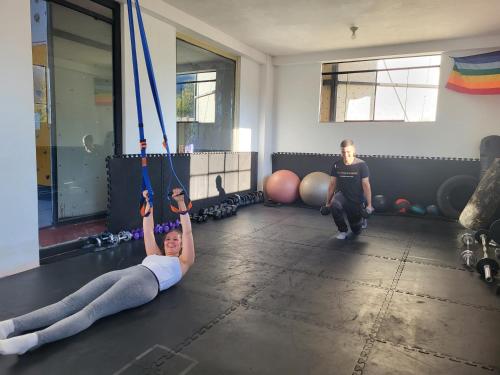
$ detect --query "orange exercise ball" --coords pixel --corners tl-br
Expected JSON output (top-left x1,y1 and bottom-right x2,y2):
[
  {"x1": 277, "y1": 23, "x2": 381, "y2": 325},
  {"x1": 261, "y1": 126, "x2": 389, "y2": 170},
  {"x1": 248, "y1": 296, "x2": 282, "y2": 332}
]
[{"x1": 265, "y1": 170, "x2": 300, "y2": 203}]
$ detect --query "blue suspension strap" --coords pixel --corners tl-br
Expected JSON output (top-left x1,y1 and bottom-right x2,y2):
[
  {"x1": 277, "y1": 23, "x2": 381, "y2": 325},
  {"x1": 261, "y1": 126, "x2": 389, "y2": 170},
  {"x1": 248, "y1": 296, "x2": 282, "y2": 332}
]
[
  {"x1": 131, "y1": 0, "x2": 192, "y2": 214},
  {"x1": 126, "y1": 0, "x2": 154, "y2": 217}
]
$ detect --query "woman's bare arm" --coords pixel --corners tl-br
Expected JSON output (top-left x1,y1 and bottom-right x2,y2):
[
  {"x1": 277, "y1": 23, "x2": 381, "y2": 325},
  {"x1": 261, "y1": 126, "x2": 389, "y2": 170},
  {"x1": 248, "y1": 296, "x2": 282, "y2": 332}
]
[
  {"x1": 142, "y1": 191, "x2": 162, "y2": 256},
  {"x1": 172, "y1": 189, "x2": 195, "y2": 275}
]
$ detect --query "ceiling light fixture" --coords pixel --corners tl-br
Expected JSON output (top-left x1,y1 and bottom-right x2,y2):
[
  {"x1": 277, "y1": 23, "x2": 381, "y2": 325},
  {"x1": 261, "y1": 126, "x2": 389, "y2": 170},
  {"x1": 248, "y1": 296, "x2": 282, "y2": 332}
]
[{"x1": 350, "y1": 26, "x2": 359, "y2": 40}]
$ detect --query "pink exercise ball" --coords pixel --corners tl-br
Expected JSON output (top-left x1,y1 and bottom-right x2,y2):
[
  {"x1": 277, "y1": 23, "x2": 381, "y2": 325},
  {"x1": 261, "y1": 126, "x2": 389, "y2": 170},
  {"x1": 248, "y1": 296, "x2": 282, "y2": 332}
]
[{"x1": 265, "y1": 170, "x2": 300, "y2": 203}]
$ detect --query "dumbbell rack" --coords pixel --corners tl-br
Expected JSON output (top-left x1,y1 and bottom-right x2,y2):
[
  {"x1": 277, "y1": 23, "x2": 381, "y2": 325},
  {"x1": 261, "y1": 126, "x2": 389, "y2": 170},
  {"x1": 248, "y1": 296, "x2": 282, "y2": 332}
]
[
  {"x1": 81, "y1": 192, "x2": 266, "y2": 251},
  {"x1": 190, "y1": 191, "x2": 265, "y2": 224},
  {"x1": 474, "y1": 229, "x2": 499, "y2": 283},
  {"x1": 460, "y1": 229, "x2": 500, "y2": 285}
]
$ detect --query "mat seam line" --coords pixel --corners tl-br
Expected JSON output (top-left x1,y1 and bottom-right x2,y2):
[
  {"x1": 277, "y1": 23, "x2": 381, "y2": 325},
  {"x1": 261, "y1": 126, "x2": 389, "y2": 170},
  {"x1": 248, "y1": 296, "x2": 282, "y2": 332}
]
[{"x1": 352, "y1": 235, "x2": 413, "y2": 375}]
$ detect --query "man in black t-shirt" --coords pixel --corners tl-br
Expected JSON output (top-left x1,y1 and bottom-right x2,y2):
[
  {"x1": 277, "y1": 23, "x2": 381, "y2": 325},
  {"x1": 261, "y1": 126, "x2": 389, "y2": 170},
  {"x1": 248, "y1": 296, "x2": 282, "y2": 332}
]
[{"x1": 325, "y1": 139, "x2": 373, "y2": 239}]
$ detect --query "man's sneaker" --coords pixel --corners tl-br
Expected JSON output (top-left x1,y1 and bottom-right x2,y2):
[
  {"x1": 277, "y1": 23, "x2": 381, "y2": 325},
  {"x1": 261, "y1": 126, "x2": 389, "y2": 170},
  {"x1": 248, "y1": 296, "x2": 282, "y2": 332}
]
[
  {"x1": 336, "y1": 231, "x2": 348, "y2": 240},
  {"x1": 361, "y1": 218, "x2": 368, "y2": 229}
]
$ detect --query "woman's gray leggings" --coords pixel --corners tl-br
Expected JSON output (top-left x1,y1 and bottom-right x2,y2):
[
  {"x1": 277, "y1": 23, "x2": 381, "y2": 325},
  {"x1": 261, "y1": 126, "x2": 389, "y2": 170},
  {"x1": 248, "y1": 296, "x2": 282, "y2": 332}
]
[{"x1": 11, "y1": 265, "x2": 158, "y2": 347}]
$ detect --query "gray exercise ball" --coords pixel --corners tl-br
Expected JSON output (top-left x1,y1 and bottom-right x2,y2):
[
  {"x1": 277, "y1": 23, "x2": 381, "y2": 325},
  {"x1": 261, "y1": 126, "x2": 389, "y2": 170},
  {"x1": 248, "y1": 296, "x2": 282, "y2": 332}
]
[{"x1": 299, "y1": 171, "x2": 331, "y2": 207}]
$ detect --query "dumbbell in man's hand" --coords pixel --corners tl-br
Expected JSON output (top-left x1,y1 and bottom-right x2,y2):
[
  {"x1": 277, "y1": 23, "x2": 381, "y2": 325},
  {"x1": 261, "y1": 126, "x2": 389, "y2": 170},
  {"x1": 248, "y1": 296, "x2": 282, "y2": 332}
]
[
  {"x1": 320, "y1": 205, "x2": 331, "y2": 216},
  {"x1": 361, "y1": 206, "x2": 374, "y2": 219}
]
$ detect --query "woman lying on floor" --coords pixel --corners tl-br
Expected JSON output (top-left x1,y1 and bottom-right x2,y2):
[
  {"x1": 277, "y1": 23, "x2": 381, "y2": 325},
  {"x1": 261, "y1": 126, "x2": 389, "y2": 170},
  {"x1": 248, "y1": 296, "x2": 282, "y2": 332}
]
[{"x1": 0, "y1": 188, "x2": 194, "y2": 355}]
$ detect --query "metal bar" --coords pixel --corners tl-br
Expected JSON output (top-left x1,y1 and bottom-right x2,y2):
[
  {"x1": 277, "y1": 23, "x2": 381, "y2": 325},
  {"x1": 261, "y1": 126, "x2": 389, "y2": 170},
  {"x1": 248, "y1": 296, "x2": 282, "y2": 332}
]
[
  {"x1": 324, "y1": 80, "x2": 438, "y2": 89},
  {"x1": 111, "y1": 0, "x2": 122, "y2": 155},
  {"x1": 329, "y1": 64, "x2": 337, "y2": 122},
  {"x1": 177, "y1": 79, "x2": 217, "y2": 85},
  {"x1": 322, "y1": 65, "x2": 441, "y2": 75},
  {"x1": 52, "y1": 29, "x2": 111, "y2": 51},
  {"x1": 47, "y1": 2, "x2": 59, "y2": 226},
  {"x1": 46, "y1": 0, "x2": 112, "y2": 24}
]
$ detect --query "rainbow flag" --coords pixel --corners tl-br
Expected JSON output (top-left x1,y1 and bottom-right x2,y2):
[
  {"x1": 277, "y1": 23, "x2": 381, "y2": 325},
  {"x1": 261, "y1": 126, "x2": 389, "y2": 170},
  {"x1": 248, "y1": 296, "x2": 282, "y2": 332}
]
[{"x1": 446, "y1": 50, "x2": 500, "y2": 95}]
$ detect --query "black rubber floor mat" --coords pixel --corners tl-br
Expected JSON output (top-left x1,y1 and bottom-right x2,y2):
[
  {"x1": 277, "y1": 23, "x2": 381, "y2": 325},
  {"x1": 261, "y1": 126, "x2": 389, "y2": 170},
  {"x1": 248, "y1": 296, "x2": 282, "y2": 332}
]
[{"x1": 377, "y1": 293, "x2": 500, "y2": 369}]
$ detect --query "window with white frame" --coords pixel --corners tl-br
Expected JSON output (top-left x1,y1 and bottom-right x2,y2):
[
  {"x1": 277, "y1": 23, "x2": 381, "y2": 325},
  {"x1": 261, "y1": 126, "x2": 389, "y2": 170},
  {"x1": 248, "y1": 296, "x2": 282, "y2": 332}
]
[
  {"x1": 319, "y1": 55, "x2": 441, "y2": 123},
  {"x1": 176, "y1": 71, "x2": 216, "y2": 123}
]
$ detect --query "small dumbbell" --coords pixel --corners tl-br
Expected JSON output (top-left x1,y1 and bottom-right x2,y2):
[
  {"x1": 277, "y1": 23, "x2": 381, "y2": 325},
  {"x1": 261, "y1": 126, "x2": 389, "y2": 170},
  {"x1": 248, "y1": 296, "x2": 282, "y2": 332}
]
[
  {"x1": 208, "y1": 207, "x2": 222, "y2": 219},
  {"x1": 230, "y1": 204, "x2": 238, "y2": 215},
  {"x1": 109, "y1": 234, "x2": 119, "y2": 246},
  {"x1": 133, "y1": 228, "x2": 144, "y2": 239},
  {"x1": 226, "y1": 205, "x2": 235, "y2": 216},
  {"x1": 475, "y1": 229, "x2": 499, "y2": 283},
  {"x1": 100, "y1": 232, "x2": 113, "y2": 244},
  {"x1": 249, "y1": 193, "x2": 256, "y2": 204},
  {"x1": 460, "y1": 233, "x2": 475, "y2": 268},
  {"x1": 221, "y1": 205, "x2": 230, "y2": 218},
  {"x1": 252, "y1": 192, "x2": 259, "y2": 203},
  {"x1": 223, "y1": 197, "x2": 235, "y2": 206},
  {"x1": 257, "y1": 191, "x2": 265, "y2": 203},
  {"x1": 234, "y1": 194, "x2": 242, "y2": 206},
  {"x1": 131, "y1": 229, "x2": 140, "y2": 240},
  {"x1": 239, "y1": 195, "x2": 247, "y2": 206},
  {"x1": 86, "y1": 235, "x2": 102, "y2": 248},
  {"x1": 117, "y1": 231, "x2": 132, "y2": 242},
  {"x1": 360, "y1": 206, "x2": 374, "y2": 219}
]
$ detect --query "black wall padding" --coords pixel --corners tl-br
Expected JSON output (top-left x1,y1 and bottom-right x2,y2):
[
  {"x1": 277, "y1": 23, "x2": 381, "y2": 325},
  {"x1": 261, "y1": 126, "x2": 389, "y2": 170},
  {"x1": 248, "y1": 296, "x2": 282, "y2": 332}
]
[
  {"x1": 107, "y1": 155, "x2": 164, "y2": 233},
  {"x1": 107, "y1": 152, "x2": 258, "y2": 232},
  {"x1": 251, "y1": 152, "x2": 259, "y2": 190},
  {"x1": 272, "y1": 153, "x2": 480, "y2": 208}
]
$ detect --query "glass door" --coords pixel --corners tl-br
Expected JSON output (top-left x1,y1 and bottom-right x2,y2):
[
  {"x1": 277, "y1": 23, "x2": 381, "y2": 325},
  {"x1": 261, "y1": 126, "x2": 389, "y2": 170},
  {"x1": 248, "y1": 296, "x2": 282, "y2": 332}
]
[
  {"x1": 31, "y1": 0, "x2": 120, "y2": 246},
  {"x1": 51, "y1": 2, "x2": 114, "y2": 220}
]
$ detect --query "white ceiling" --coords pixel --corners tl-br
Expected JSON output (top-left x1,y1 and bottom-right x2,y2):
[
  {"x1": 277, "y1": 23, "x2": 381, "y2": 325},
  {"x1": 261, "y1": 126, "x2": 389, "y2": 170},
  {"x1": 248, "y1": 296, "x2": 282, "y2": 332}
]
[{"x1": 162, "y1": 0, "x2": 500, "y2": 56}]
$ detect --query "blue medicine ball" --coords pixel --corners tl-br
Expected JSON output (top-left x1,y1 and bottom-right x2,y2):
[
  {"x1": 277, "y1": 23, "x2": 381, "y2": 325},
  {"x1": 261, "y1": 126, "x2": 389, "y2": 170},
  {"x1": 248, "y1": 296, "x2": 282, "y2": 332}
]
[{"x1": 426, "y1": 205, "x2": 440, "y2": 215}]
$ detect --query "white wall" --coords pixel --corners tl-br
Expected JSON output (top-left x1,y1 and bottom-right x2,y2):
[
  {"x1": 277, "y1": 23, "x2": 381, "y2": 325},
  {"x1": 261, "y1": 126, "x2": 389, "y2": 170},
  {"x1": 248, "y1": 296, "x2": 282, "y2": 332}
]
[
  {"x1": 132, "y1": 0, "x2": 266, "y2": 65},
  {"x1": 258, "y1": 57, "x2": 274, "y2": 188},
  {"x1": 273, "y1": 36, "x2": 500, "y2": 158},
  {"x1": 0, "y1": 0, "x2": 39, "y2": 277},
  {"x1": 121, "y1": 5, "x2": 177, "y2": 154},
  {"x1": 121, "y1": 2, "x2": 266, "y2": 158},
  {"x1": 120, "y1": 2, "x2": 270, "y2": 195},
  {"x1": 236, "y1": 56, "x2": 261, "y2": 152}
]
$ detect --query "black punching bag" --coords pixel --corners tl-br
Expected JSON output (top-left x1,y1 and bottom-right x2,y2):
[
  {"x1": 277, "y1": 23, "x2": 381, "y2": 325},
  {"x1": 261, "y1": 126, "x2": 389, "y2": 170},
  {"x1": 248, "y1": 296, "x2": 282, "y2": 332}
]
[
  {"x1": 460, "y1": 158, "x2": 500, "y2": 230},
  {"x1": 480, "y1": 135, "x2": 500, "y2": 178}
]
